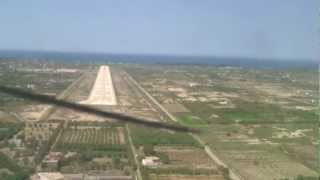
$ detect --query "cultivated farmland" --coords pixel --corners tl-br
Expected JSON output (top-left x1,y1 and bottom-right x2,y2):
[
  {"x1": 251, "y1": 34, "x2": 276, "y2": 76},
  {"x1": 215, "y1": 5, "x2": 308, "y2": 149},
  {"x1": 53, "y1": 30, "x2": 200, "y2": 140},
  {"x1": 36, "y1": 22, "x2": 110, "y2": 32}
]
[
  {"x1": 124, "y1": 64, "x2": 319, "y2": 179},
  {"x1": 55, "y1": 126, "x2": 126, "y2": 152},
  {"x1": 154, "y1": 146, "x2": 217, "y2": 169}
]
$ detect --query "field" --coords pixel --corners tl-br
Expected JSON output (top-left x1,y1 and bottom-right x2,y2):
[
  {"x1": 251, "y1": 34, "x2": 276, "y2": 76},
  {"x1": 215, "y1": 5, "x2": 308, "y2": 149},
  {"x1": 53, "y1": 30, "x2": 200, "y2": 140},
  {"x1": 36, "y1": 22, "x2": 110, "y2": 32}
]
[
  {"x1": 124, "y1": 64, "x2": 319, "y2": 179},
  {"x1": 0, "y1": 60, "x2": 83, "y2": 111},
  {"x1": 178, "y1": 115, "x2": 208, "y2": 127},
  {"x1": 0, "y1": 59, "x2": 86, "y2": 136},
  {"x1": 0, "y1": 122, "x2": 23, "y2": 141},
  {"x1": 0, "y1": 60, "x2": 90, "y2": 176},
  {"x1": 53, "y1": 124, "x2": 133, "y2": 174},
  {"x1": 154, "y1": 146, "x2": 216, "y2": 169},
  {"x1": 129, "y1": 125, "x2": 224, "y2": 179},
  {"x1": 129, "y1": 125, "x2": 199, "y2": 147},
  {"x1": 200, "y1": 123, "x2": 319, "y2": 179},
  {"x1": 217, "y1": 150, "x2": 318, "y2": 180},
  {"x1": 0, "y1": 152, "x2": 30, "y2": 180},
  {"x1": 1, "y1": 60, "x2": 316, "y2": 179},
  {"x1": 55, "y1": 126, "x2": 126, "y2": 152},
  {"x1": 110, "y1": 66, "x2": 229, "y2": 179},
  {"x1": 149, "y1": 174, "x2": 224, "y2": 180}
]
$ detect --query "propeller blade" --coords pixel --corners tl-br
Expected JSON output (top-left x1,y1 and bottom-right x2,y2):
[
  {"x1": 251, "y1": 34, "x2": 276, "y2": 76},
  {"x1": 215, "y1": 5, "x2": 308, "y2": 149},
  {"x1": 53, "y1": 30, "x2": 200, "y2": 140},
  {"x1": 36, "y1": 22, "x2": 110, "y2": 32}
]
[{"x1": 0, "y1": 86, "x2": 199, "y2": 133}]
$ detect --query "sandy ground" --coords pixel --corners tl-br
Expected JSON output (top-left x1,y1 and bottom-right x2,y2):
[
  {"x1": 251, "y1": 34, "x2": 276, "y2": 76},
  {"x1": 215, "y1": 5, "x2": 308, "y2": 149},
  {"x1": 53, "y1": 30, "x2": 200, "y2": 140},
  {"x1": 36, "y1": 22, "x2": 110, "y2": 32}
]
[
  {"x1": 150, "y1": 174, "x2": 224, "y2": 180},
  {"x1": 20, "y1": 105, "x2": 50, "y2": 121}
]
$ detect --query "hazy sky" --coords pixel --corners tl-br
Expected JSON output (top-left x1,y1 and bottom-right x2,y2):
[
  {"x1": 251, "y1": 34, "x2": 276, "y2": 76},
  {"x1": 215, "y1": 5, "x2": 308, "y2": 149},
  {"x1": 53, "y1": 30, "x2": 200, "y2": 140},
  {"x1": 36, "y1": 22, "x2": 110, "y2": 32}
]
[{"x1": 0, "y1": 0, "x2": 318, "y2": 60}]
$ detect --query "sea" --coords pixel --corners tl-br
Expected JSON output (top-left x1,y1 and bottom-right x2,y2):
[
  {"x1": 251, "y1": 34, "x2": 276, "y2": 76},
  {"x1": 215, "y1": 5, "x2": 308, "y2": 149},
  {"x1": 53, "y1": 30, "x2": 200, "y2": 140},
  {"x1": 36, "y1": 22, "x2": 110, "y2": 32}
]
[{"x1": 0, "y1": 49, "x2": 318, "y2": 70}]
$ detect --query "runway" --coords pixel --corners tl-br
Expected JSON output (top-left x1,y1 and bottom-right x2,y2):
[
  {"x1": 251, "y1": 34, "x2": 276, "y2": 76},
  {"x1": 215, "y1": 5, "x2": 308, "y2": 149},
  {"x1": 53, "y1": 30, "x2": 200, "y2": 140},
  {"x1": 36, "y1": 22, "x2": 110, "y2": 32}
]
[{"x1": 82, "y1": 66, "x2": 117, "y2": 105}]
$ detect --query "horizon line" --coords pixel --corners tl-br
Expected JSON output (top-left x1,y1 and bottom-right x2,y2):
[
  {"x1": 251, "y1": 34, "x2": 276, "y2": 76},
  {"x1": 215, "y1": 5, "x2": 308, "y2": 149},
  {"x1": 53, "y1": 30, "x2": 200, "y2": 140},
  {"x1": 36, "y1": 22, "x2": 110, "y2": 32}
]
[{"x1": 0, "y1": 48, "x2": 317, "y2": 62}]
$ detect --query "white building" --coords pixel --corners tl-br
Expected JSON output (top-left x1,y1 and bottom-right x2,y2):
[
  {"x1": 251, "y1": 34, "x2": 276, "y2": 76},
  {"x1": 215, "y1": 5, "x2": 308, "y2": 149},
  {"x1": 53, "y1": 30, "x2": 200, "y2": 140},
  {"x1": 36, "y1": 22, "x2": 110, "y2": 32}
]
[{"x1": 142, "y1": 156, "x2": 161, "y2": 167}]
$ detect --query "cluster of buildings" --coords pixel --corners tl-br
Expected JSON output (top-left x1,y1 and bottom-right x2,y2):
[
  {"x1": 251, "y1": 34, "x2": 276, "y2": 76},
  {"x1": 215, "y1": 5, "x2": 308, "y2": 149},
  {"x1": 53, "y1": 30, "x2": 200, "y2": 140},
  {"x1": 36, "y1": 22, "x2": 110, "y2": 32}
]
[{"x1": 42, "y1": 152, "x2": 63, "y2": 171}]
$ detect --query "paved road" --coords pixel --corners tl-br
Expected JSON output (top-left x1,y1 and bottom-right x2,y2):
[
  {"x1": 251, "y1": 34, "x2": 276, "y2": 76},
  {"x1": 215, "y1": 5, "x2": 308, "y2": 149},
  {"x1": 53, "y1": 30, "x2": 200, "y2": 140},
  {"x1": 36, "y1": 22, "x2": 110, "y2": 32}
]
[{"x1": 124, "y1": 71, "x2": 243, "y2": 180}]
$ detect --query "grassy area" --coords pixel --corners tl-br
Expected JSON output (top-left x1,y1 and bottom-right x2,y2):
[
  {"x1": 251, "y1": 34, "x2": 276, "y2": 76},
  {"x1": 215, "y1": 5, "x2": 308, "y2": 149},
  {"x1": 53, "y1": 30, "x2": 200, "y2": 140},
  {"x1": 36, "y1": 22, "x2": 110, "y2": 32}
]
[
  {"x1": 125, "y1": 65, "x2": 319, "y2": 179},
  {"x1": 130, "y1": 125, "x2": 200, "y2": 147},
  {"x1": 58, "y1": 149, "x2": 130, "y2": 172},
  {"x1": 214, "y1": 100, "x2": 318, "y2": 124},
  {"x1": 182, "y1": 101, "x2": 304, "y2": 125},
  {"x1": 178, "y1": 115, "x2": 208, "y2": 128},
  {"x1": 0, "y1": 67, "x2": 81, "y2": 111},
  {"x1": 0, "y1": 122, "x2": 23, "y2": 141},
  {"x1": 182, "y1": 103, "x2": 214, "y2": 123},
  {"x1": 0, "y1": 152, "x2": 30, "y2": 180}
]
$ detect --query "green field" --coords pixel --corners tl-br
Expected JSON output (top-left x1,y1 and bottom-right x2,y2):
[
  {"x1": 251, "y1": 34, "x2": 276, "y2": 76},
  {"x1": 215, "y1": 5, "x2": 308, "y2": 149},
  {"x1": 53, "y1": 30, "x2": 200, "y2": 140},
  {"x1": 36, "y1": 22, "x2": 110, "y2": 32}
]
[
  {"x1": 0, "y1": 122, "x2": 23, "y2": 141},
  {"x1": 130, "y1": 125, "x2": 200, "y2": 147},
  {"x1": 0, "y1": 152, "x2": 30, "y2": 180},
  {"x1": 219, "y1": 101, "x2": 317, "y2": 124},
  {"x1": 178, "y1": 115, "x2": 208, "y2": 127},
  {"x1": 125, "y1": 65, "x2": 319, "y2": 179}
]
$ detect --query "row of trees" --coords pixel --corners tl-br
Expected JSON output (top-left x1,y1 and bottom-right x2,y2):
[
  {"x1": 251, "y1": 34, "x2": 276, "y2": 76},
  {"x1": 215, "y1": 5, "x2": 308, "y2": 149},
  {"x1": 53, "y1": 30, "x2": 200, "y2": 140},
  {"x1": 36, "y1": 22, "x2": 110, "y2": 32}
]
[
  {"x1": 34, "y1": 123, "x2": 62, "y2": 164},
  {"x1": 60, "y1": 128, "x2": 120, "y2": 145},
  {"x1": 55, "y1": 142, "x2": 125, "y2": 152}
]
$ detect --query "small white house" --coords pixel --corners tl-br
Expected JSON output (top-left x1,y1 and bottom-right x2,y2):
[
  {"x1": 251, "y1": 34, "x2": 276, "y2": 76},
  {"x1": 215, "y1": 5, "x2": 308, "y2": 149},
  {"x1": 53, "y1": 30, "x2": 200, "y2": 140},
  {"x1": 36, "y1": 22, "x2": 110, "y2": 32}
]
[
  {"x1": 219, "y1": 101, "x2": 228, "y2": 105},
  {"x1": 142, "y1": 156, "x2": 161, "y2": 167}
]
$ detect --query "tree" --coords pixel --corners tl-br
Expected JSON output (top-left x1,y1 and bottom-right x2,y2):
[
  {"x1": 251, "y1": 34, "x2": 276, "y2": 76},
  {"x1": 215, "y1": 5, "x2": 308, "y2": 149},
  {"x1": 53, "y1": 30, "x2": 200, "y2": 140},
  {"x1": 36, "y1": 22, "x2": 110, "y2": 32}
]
[
  {"x1": 81, "y1": 150, "x2": 94, "y2": 162},
  {"x1": 143, "y1": 145, "x2": 155, "y2": 155}
]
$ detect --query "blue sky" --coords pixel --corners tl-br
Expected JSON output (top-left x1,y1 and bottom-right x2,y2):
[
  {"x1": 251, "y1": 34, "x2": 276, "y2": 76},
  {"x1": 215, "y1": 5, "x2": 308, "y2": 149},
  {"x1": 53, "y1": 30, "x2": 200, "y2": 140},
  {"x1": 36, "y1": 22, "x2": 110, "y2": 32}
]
[{"x1": 0, "y1": 0, "x2": 318, "y2": 60}]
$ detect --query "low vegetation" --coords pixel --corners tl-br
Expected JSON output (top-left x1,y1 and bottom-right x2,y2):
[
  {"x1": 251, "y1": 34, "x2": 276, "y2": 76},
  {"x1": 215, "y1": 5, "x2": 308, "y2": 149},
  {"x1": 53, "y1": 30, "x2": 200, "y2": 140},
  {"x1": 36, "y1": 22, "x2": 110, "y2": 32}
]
[
  {"x1": 55, "y1": 126, "x2": 126, "y2": 152},
  {"x1": 0, "y1": 122, "x2": 23, "y2": 141},
  {"x1": 130, "y1": 125, "x2": 200, "y2": 147},
  {"x1": 0, "y1": 152, "x2": 30, "y2": 180}
]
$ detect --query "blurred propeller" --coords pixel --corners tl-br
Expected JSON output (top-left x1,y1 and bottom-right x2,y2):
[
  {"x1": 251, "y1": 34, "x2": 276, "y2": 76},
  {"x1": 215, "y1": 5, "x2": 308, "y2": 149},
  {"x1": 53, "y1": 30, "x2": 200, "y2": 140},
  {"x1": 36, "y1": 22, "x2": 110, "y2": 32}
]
[{"x1": 0, "y1": 86, "x2": 199, "y2": 133}]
